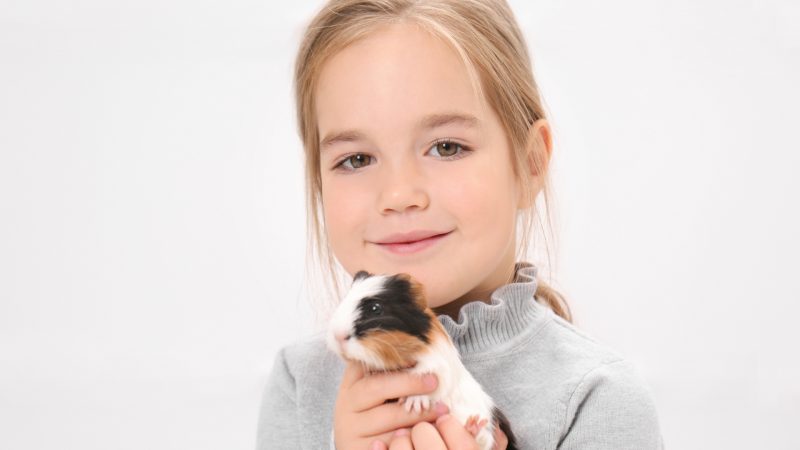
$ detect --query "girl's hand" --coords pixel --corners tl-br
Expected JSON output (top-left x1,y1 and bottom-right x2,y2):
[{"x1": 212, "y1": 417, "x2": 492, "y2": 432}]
[
  {"x1": 333, "y1": 360, "x2": 450, "y2": 450},
  {"x1": 374, "y1": 414, "x2": 509, "y2": 450}
]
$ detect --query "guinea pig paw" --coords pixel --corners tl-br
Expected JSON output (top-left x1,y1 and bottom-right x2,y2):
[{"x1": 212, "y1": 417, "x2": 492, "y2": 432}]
[
  {"x1": 402, "y1": 394, "x2": 430, "y2": 414},
  {"x1": 465, "y1": 415, "x2": 490, "y2": 436},
  {"x1": 465, "y1": 415, "x2": 479, "y2": 436}
]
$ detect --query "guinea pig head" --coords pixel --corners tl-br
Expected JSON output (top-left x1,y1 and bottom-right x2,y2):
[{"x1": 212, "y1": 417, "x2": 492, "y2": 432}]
[{"x1": 326, "y1": 270, "x2": 434, "y2": 371}]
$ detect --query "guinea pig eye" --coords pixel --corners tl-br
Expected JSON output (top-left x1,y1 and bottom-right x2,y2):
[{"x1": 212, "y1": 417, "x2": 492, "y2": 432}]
[{"x1": 370, "y1": 302, "x2": 383, "y2": 315}]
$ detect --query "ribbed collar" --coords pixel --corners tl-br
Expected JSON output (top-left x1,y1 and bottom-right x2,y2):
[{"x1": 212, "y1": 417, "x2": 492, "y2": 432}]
[{"x1": 437, "y1": 262, "x2": 549, "y2": 356}]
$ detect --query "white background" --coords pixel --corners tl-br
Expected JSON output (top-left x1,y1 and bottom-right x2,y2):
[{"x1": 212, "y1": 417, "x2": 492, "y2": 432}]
[{"x1": 1, "y1": 0, "x2": 798, "y2": 449}]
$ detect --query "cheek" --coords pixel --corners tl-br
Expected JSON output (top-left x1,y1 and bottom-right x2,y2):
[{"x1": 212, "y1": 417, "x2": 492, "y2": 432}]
[
  {"x1": 321, "y1": 178, "x2": 373, "y2": 261},
  {"x1": 322, "y1": 177, "x2": 366, "y2": 225},
  {"x1": 360, "y1": 330, "x2": 425, "y2": 369},
  {"x1": 434, "y1": 157, "x2": 518, "y2": 237}
]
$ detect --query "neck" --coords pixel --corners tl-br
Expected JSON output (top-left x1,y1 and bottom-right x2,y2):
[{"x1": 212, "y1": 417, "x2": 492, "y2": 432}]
[{"x1": 432, "y1": 262, "x2": 518, "y2": 320}]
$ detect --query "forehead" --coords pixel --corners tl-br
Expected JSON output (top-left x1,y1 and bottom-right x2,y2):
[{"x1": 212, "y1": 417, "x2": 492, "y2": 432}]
[{"x1": 315, "y1": 22, "x2": 486, "y2": 145}]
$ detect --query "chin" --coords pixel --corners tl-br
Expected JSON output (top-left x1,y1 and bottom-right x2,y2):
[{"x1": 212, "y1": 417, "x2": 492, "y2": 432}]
[
  {"x1": 418, "y1": 287, "x2": 450, "y2": 309},
  {"x1": 350, "y1": 262, "x2": 454, "y2": 304}
]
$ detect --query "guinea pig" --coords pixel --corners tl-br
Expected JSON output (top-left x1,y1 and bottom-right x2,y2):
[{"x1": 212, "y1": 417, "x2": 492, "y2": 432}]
[{"x1": 326, "y1": 270, "x2": 518, "y2": 450}]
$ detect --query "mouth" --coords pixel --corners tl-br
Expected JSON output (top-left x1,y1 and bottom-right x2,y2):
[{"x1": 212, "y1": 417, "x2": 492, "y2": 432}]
[{"x1": 373, "y1": 230, "x2": 453, "y2": 255}]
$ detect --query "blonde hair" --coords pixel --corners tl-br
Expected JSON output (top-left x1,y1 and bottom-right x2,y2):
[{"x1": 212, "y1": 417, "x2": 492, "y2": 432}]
[{"x1": 293, "y1": 0, "x2": 573, "y2": 325}]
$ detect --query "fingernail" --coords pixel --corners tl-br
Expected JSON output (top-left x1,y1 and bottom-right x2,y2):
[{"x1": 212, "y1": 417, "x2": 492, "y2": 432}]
[
  {"x1": 423, "y1": 374, "x2": 437, "y2": 388},
  {"x1": 434, "y1": 401, "x2": 449, "y2": 414}
]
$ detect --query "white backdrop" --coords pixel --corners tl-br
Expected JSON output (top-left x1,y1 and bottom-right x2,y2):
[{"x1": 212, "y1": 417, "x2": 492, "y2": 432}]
[{"x1": 1, "y1": 1, "x2": 798, "y2": 449}]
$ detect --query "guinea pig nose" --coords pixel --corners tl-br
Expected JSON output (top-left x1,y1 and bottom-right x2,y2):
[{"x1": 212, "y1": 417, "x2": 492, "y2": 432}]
[{"x1": 335, "y1": 332, "x2": 351, "y2": 345}]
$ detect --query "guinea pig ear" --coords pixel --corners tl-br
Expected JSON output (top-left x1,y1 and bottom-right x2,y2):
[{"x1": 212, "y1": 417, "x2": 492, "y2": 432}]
[
  {"x1": 395, "y1": 273, "x2": 411, "y2": 281},
  {"x1": 353, "y1": 270, "x2": 371, "y2": 282}
]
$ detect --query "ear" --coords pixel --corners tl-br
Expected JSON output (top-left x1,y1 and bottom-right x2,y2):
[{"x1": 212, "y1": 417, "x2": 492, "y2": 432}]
[
  {"x1": 517, "y1": 118, "x2": 553, "y2": 209},
  {"x1": 353, "y1": 270, "x2": 371, "y2": 282}
]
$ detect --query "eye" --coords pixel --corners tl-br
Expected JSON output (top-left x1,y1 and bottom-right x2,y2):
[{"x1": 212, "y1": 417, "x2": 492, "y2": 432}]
[
  {"x1": 335, "y1": 153, "x2": 373, "y2": 171},
  {"x1": 428, "y1": 139, "x2": 472, "y2": 159},
  {"x1": 370, "y1": 302, "x2": 383, "y2": 315}
]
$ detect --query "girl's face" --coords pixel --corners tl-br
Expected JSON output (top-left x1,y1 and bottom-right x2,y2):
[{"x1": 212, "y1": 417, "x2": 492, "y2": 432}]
[{"x1": 316, "y1": 22, "x2": 524, "y2": 310}]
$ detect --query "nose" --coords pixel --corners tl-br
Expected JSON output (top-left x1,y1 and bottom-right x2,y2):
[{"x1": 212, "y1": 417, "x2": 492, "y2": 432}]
[
  {"x1": 335, "y1": 332, "x2": 351, "y2": 347},
  {"x1": 378, "y1": 160, "x2": 430, "y2": 215}
]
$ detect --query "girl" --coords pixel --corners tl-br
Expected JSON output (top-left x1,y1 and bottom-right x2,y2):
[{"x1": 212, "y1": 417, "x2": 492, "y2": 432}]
[{"x1": 258, "y1": 0, "x2": 664, "y2": 449}]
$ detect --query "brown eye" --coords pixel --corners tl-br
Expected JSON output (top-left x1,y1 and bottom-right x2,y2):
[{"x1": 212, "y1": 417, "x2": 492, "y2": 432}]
[
  {"x1": 430, "y1": 140, "x2": 469, "y2": 158},
  {"x1": 436, "y1": 141, "x2": 458, "y2": 157},
  {"x1": 341, "y1": 153, "x2": 372, "y2": 170}
]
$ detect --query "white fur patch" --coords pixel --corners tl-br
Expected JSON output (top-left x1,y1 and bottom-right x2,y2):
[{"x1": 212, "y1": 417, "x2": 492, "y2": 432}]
[
  {"x1": 407, "y1": 335, "x2": 498, "y2": 450},
  {"x1": 326, "y1": 274, "x2": 389, "y2": 363}
]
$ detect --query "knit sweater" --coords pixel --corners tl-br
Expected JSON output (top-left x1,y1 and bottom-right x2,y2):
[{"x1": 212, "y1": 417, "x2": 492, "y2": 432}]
[{"x1": 256, "y1": 263, "x2": 665, "y2": 449}]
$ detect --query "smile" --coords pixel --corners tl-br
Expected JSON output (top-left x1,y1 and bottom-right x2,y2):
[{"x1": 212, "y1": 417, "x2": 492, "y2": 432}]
[{"x1": 373, "y1": 231, "x2": 453, "y2": 255}]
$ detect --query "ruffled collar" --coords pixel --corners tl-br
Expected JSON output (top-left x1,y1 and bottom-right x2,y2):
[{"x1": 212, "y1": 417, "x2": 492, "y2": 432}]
[{"x1": 436, "y1": 262, "x2": 550, "y2": 356}]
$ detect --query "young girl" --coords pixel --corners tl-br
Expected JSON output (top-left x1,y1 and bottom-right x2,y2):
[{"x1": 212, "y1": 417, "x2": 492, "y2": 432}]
[{"x1": 258, "y1": 0, "x2": 664, "y2": 449}]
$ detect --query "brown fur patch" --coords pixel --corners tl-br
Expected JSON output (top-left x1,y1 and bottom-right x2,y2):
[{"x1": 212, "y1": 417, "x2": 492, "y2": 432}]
[
  {"x1": 396, "y1": 273, "x2": 430, "y2": 311},
  {"x1": 362, "y1": 329, "x2": 427, "y2": 370},
  {"x1": 396, "y1": 273, "x2": 451, "y2": 345},
  {"x1": 426, "y1": 314, "x2": 449, "y2": 343}
]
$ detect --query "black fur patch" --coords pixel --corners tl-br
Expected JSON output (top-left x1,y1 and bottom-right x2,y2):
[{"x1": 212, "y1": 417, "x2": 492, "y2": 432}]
[
  {"x1": 492, "y1": 406, "x2": 518, "y2": 450},
  {"x1": 353, "y1": 275, "x2": 431, "y2": 343}
]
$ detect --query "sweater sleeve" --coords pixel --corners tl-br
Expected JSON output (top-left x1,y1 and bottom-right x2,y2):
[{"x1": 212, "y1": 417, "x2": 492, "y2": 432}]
[
  {"x1": 256, "y1": 348, "x2": 301, "y2": 450},
  {"x1": 558, "y1": 359, "x2": 665, "y2": 450}
]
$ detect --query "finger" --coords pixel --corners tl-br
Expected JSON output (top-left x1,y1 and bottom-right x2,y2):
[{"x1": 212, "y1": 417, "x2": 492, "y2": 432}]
[
  {"x1": 351, "y1": 371, "x2": 438, "y2": 411},
  {"x1": 410, "y1": 421, "x2": 447, "y2": 450},
  {"x1": 341, "y1": 359, "x2": 366, "y2": 388},
  {"x1": 435, "y1": 414, "x2": 480, "y2": 450},
  {"x1": 369, "y1": 439, "x2": 388, "y2": 450},
  {"x1": 368, "y1": 427, "x2": 414, "y2": 450},
  {"x1": 492, "y1": 424, "x2": 509, "y2": 450},
  {"x1": 358, "y1": 401, "x2": 449, "y2": 436},
  {"x1": 365, "y1": 430, "x2": 394, "y2": 450},
  {"x1": 388, "y1": 428, "x2": 413, "y2": 450}
]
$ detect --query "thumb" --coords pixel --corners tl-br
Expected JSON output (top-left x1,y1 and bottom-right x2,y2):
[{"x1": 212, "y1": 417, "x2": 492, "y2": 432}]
[{"x1": 341, "y1": 359, "x2": 366, "y2": 387}]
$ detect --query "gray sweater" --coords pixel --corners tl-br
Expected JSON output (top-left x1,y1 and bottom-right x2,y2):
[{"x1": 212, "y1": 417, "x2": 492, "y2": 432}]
[{"x1": 256, "y1": 263, "x2": 665, "y2": 449}]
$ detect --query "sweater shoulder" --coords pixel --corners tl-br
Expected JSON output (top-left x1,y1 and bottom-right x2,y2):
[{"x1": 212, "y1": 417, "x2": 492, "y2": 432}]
[
  {"x1": 544, "y1": 313, "x2": 663, "y2": 446},
  {"x1": 540, "y1": 312, "x2": 656, "y2": 397},
  {"x1": 278, "y1": 331, "x2": 340, "y2": 379},
  {"x1": 549, "y1": 312, "x2": 627, "y2": 363},
  {"x1": 475, "y1": 310, "x2": 663, "y2": 447},
  {"x1": 259, "y1": 333, "x2": 341, "y2": 450}
]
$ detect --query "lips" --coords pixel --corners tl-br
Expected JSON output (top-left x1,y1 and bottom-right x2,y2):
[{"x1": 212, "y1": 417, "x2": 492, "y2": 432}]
[
  {"x1": 375, "y1": 230, "x2": 451, "y2": 244},
  {"x1": 372, "y1": 230, "x2": 453, "y2": 255}
]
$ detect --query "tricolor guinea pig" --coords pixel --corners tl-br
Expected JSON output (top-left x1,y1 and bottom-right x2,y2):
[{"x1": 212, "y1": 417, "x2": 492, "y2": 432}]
[{"x1": 326, "y1": 270, "x2": 518, "y2": 450}]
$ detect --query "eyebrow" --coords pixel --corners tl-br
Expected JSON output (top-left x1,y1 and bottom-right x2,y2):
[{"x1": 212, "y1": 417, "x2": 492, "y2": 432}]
[{"x1": 319, "y1": 112, "x2": 480, "y2": 150}]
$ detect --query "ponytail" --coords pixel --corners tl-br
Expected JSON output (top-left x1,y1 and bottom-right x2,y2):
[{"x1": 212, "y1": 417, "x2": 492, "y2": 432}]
[{"x1": 534, "y1": 277, "x2": 573, "y2": 323}]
